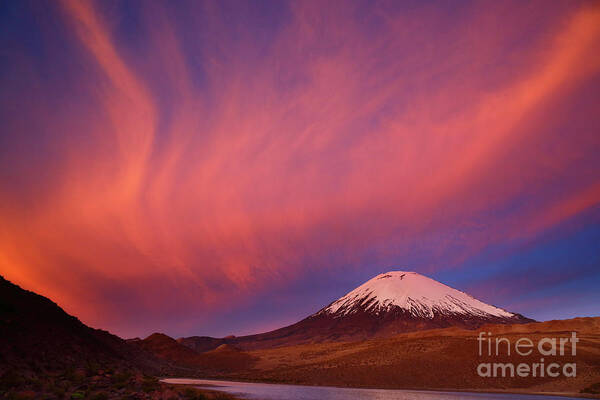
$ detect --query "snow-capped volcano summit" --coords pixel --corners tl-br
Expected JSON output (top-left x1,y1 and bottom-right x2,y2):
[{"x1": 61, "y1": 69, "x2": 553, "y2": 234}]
[
  {"x1": 180, "y1": 269, "x2": 533, "y2": 351},
  {"x1": 300, "y1": 269, "x2": 532, "y2": 339},
  {"x1": 319, "y1": 270, "x2": 515, "y2": 320}
]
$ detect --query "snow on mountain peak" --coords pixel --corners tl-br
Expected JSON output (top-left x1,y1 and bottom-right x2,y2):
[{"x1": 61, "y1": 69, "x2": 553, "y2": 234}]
[{"x1": 319, "y1": 270, "x2": 514, "y2": 319}]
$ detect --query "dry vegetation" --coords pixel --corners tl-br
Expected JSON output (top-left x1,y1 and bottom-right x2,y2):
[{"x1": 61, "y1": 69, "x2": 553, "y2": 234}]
[
  {"x1": 0, "y1": 367, "x2": 240, "y2": 400},
  {"x1": 199, "y1": 317, "x2": 600, "y2": 398}
]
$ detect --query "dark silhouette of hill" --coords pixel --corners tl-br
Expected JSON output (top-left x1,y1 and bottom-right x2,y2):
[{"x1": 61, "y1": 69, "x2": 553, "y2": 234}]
[
  {"x1": 0, "y1": 276, "x2": 164, "y2": 375},
  {"x1": 0, "y1": 276, "x2": 238, "y2": 399}
]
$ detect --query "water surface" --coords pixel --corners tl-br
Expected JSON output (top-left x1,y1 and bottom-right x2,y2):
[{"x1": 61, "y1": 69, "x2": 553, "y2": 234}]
[{"x1": 162, "y1": 378, "x2": 586, "y2": 400}]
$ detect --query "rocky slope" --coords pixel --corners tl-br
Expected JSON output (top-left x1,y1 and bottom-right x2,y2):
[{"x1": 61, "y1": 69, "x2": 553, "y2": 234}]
[{"x1": 0, "y1": 275, "x2": 235, "y2": 399}]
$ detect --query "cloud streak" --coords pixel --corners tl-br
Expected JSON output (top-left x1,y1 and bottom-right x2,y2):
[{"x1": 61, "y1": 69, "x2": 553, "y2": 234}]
[{"x1": 0, "y1": 0, "x2": 599, "y2": 337}]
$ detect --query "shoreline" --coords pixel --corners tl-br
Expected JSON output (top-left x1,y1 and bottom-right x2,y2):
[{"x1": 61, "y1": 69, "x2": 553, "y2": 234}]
[{"x1": 161, "y1": 377, "x2": 599, "y2": 399}]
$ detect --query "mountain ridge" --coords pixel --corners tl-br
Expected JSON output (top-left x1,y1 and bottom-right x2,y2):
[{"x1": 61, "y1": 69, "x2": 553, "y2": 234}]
[{"x1": 0, "y1": 275, "x2": 236, "y2": 399}]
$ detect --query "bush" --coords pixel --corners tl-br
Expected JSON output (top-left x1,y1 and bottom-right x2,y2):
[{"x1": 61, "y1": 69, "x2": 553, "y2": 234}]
[
  {"x1": 50, "y1": 384, "x2": 66, "y2": 399},
  {"x1": 85, "y1": 362, "x2": 100, "y2": 377},
  {"x1": 582, "y1": 382, "x2": 600, "y2": 394},
  {"x1": 213, "y1": 393, "x2": 232, "y2": 400},
  {"x1": 182, "y1": 387, "x2": 207, "y2": 400},
  {"x1": 111, "y1": 371, "x2": 131, "y2": 384},
  {"x1": 90, "y1": 392, "x2": 109, "y2": 400},
  {"x1": 141, "y1": 376, "x2": 159, "y2": 393},
  {"x1": 30, "y1": 378, "x2": 43, "y2": 391},
  {"x1": 0, "y1": 370, "x2": 24, "y2": 390},
  {"x1": 212, "y1": 393, "x2": 235, "y2": 400}
]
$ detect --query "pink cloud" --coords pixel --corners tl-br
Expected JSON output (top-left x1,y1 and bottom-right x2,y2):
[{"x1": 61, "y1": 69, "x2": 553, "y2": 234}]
[{"x1": 0, "y1": 1, "x2": 599, "y2": 336}]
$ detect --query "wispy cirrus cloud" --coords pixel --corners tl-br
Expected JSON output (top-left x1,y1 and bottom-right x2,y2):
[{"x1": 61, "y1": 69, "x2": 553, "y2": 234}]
[{"x1": 0, "y1": 0, "x2": 599, "y2": 337}]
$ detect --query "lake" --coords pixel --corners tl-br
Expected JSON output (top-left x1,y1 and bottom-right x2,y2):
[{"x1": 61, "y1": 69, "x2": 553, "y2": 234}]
[{"x1": 161, "y1": 378, "x2": 587, "y2": 400}]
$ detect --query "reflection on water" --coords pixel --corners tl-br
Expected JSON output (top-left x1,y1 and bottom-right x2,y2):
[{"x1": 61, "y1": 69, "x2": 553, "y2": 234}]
[{"x1": 162, "y1": 378, "x2": 586, "y2": 400}]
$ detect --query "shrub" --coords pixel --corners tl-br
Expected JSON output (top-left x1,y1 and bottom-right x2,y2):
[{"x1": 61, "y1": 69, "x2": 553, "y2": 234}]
[
  {"x1": 50, "y1": 384, "x2": 66, "y2": 399},
  {"x1": 181, "y1": 387, "x2": 208, "y2": 400},
  {"x1": 111, "y1": 371, "x2": 131, "y2": 384},
  {"x1": 0, "y1": 370, "x2": 24, "y2": 390},
  {"x1": 90, "y1": 392, "x2": 109, "y2": 400},
  {"x1": 212, "y1": 393, "x2": 235, "y2": 400},
  {"x1": 141, "y1": 376, "x2": 159, "y2": 393},
  {"x1": 582, "y1": 382, "x2": 600, "y2": 394}
]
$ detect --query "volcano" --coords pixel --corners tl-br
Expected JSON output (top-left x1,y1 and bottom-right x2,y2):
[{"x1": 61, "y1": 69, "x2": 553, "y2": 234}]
[{"x1": 179, "y1": 270, "x2": 533, "y2": 351}]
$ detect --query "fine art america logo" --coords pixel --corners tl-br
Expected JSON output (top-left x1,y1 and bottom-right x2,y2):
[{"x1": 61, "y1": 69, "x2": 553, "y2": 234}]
[{"x1": 477, "y1": 332, "x2": 578, "y2": 378}]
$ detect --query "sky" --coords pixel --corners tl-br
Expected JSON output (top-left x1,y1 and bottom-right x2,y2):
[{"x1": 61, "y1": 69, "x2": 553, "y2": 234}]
[{"x1": 0, "y1": 0, "x2": 599, "y2": 339}]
